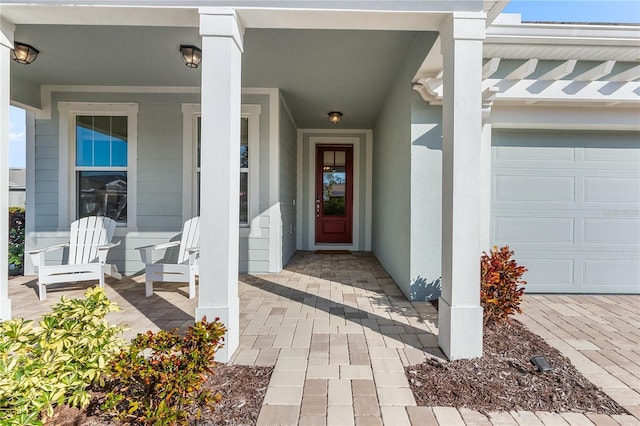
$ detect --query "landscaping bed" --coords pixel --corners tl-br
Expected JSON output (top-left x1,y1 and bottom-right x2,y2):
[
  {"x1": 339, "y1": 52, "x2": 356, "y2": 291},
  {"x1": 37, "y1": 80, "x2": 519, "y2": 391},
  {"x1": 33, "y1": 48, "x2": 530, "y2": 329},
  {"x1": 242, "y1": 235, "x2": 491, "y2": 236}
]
[
  {"x1": 406, "y1": 319, "x2": 627, "y2": 415},
  {"x1": 51, "y1": 364, "x2": 273, "y2": 425}
]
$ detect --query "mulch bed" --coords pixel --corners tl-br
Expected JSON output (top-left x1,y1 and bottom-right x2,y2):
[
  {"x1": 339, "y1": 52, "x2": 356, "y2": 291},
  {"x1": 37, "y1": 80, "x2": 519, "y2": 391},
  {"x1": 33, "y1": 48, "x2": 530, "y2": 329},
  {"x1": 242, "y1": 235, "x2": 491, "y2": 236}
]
[
  {"x1": 406, "y1": 319, "x2": 628, "y2": 415},
  {"x1": 49, "y1": 364, "x2": 273, "y2": 425}
]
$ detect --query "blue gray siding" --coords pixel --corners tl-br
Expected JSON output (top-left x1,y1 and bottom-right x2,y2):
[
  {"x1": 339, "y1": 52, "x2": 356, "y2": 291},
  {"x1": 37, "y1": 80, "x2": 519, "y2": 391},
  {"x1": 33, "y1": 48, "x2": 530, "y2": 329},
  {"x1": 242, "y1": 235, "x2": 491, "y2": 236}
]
[{"x1": 279, "y1": 97, "x2": 298, "y2": 266}]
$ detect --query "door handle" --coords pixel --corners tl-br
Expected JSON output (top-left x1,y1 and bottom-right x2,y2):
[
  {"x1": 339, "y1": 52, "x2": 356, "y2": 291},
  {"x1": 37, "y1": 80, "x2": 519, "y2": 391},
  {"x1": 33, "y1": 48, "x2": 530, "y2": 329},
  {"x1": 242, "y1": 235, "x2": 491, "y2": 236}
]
[{"x1": 316, "y1": 198, "x2": 320, "y2": 217}]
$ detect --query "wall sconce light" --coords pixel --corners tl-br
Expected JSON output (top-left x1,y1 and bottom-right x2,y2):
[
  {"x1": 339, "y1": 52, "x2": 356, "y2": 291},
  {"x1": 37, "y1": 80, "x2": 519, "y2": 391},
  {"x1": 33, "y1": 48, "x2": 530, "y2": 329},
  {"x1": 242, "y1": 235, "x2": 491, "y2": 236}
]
[
  {"x1": 11, "y1": 42, "x2": 39, "y2": 65},
  {"x1": 180, "y1": 45, "x2": 202, "y2": 68},
  {"x1": 328, "y1": 111, "x2": 343, "y2": 124}
]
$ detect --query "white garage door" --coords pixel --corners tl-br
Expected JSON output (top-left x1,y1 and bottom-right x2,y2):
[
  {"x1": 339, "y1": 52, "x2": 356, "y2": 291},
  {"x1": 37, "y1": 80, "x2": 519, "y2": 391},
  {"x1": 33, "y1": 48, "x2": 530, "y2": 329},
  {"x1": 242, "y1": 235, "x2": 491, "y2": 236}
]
[{"x1": 491, "y1": 130, "x2": 640, "y2": 294}]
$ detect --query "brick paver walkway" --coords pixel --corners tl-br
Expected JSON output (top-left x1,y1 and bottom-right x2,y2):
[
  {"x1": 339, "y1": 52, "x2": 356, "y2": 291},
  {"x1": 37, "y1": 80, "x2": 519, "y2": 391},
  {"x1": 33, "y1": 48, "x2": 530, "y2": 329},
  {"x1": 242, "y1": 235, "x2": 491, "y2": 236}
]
[{"x1": 7, "y1": 252, "x2": 640, "y2": 425}]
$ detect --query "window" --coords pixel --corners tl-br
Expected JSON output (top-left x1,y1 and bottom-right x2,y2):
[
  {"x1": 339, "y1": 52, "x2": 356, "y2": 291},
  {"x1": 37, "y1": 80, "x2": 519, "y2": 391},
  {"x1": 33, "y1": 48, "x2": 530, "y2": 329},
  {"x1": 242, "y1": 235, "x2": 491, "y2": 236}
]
[
  {"x1": 184, "y1": 104, "x2": 260, "y2": 226},
  {"x1": 58, "y1": 103, "x2": 138, "y2": 230},
  {"x1": 76, "y1": 115, "x2": 128, "y2": 223}
]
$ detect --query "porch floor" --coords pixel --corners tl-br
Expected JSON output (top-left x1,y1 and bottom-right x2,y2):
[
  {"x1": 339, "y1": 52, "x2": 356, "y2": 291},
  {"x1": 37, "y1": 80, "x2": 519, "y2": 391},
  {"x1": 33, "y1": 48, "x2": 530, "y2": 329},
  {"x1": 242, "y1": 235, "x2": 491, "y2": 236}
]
[{"x1": 8, "y1": 252, "x2": 640, "y2": 425}]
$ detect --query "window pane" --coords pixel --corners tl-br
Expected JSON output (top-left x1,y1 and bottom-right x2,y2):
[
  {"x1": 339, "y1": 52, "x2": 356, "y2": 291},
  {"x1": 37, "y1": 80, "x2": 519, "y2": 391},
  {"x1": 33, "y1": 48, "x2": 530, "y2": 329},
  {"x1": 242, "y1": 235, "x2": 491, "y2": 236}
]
[
  {"x1": 77, "y1": 171, "x2": 127, "y2": 223},
  {"x1": 323, "y1": 166, "x2": 346, "y2": 216},
  {"x1": 76, "y1": 115, "x2": 127, "y2": 167},
  {"x1": 240, "y1": 171, "x2": 248, "y2": 224},
  {"x1": 112, "y1": 140, "x2": 127, "y2": 167},
  {"x1": 76, "y1": 116, "x2": 94, "y2": 167},
  {"x1": 240, "y1": 117, "x2": 248, "y2": 168},
  {"x1": 93, "y1": 139, "x2": 111, "y2": 167}
]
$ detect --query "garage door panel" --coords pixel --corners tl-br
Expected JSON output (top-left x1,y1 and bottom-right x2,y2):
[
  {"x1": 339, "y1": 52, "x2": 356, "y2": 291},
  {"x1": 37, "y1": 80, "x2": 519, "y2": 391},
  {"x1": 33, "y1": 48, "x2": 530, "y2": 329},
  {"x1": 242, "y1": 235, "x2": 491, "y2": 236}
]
[
  {"x1": 583, "y1": 260, "x2": 640, "y2": 287},
  {"x1": 494, "y1": 216, "x2": 574, "y2": 243},
  {"x1": 492, "y1": 130, "x2": 640, "y2": 293},
  {"x1": 518, "y1": 257, "x2": 575, "y2": 287},
  {"x1": 584, "y1": 219, "x2": 640, "y2": 245},
  {"x1": 494, "y1": 142, "x2": 575, "y2": 161},
  {"x1": 584, "y1": 177, "x2": 640, "y2": 204},
  {"x1": 584, "y1": 143, "x2": 640, "y2": 162},
  {"x1": 496, "y1": 176, "x2": 575, "y2": 202}
]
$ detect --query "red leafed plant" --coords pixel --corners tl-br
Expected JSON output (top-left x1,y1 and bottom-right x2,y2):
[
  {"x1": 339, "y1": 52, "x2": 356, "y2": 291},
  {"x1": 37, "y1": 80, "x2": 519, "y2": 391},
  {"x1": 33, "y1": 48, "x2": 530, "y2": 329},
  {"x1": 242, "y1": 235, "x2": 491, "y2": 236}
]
[
  {"x1": 102, "y1": 317, "x2": 226, "y2": 425},
  {"x1": 480, "y1": 246, "x2": 528, "y2": 325}
]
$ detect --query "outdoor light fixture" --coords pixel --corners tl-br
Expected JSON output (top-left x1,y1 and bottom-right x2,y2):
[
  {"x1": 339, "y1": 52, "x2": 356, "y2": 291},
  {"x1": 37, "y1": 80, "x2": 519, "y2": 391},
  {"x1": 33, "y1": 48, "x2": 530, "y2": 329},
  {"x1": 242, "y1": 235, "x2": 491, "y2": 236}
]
[
  {"x1": 180, "y1": 45, "x2": 202, "y2": 68},
  {"x1": 328, "y1": 111, "x2": 343, "y2": 124},
  {"x1": 11, "y1": 42, "x2": 39, "y2": 65},
  {"x1": 530, "y1": 356, "x2": 553, "y2": 372}
]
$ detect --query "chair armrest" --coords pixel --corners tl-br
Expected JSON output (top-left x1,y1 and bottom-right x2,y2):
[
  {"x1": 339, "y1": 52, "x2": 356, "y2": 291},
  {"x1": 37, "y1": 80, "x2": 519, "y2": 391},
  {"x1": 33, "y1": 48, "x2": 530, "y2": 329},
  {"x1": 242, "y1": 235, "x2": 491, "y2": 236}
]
[
  {"x1": 186, "y1": 247, "x2": 200, "y2": 266},
  {"x1": 136, "y1": 241, "x2": 181, "y2": 251},
  {"x1": 28, "y1": 243, "x2": 69, "y2": 255},
  {"x1": 97, "y1": 240, "x2": 120, "y2": 263},
  {"x1": 97, "y1": 241, "x2": 120, "y2": 251},
  {"x1": 28, "y1": 243, "x2": 69, "y2": 269},
  {"x1": 136, "y1": 241, "x2": 181, "y2": 265}
]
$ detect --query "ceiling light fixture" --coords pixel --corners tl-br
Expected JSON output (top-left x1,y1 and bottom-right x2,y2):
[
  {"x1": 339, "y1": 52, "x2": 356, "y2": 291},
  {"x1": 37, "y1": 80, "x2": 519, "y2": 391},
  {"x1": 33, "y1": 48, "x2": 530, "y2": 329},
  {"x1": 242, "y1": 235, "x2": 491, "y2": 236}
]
[
  {"x1": 328, "y1": 111, "x2": 343, "y2": 124},
  {"x1": 180, "y1": 45, "x2": 202, "y2": 69},
  {"x1": 11, "y1": 42, "x2": 39, "y2": 65}
]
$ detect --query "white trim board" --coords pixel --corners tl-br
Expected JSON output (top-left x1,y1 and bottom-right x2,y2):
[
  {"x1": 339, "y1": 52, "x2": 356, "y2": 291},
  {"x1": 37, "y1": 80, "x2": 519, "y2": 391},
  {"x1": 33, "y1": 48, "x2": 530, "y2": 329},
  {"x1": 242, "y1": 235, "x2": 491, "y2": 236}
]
[{"x1": 57, "y1": 101, "x2": 138, "y2": 232}]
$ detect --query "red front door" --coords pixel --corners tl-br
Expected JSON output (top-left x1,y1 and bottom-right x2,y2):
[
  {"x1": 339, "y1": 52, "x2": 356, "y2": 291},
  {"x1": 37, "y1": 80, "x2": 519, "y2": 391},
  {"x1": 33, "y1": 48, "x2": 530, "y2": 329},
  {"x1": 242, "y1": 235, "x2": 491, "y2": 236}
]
[{"x1": 315, "y1": 145, "x2": 353, "y2": 244}]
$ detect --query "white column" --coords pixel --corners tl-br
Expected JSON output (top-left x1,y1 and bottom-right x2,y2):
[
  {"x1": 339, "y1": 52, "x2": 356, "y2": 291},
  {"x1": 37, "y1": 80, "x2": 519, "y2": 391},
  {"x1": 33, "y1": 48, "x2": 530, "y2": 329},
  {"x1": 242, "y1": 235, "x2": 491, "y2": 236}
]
[
  {"x1": 196, "y1": 8, "x2": 243, "y2": 363},
  {"x1": 0, "y1": 20, "x2": 14, "y2": 321},
  {"x1": 480, "y1": 123, "x2": 492, "y2": 252},
  {"x1": 438, "y1": 12, "x2": 485, "y2": 360}
]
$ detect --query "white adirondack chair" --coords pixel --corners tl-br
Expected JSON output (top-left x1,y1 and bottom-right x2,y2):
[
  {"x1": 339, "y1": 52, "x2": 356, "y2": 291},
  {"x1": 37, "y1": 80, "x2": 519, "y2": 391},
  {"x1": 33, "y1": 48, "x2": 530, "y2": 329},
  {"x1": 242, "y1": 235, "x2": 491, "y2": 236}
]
[
  {"x1": 29, "y1": 216, "x2": 122, "y2": 301},
  {"x1": 136, "y1": 217, "x2": 200, "y2": 299}
]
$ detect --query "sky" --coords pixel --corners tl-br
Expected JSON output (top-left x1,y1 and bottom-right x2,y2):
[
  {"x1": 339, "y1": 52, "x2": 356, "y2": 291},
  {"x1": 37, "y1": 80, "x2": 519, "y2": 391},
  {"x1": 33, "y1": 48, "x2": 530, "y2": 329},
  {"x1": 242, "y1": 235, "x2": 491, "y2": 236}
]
[
  {"x1": 7, "y1": 1, "x2": 639, "y2": 168},
  {"x1": 502, "y1": 0, "x2": 640, "y2": 24}
]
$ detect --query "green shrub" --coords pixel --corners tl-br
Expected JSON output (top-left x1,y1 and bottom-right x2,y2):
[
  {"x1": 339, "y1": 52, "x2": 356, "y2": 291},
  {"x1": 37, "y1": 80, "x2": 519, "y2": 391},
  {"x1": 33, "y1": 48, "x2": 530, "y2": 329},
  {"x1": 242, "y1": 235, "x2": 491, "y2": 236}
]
[
  {"x1": 0, "y1": 287, "x2": 125, "y2": 425},
  {"x1": 103, "y1": 318, "x2": 226, "y2": 425},
  {"x1": 8, "y1": 207, "x2": 25, "y2": 275},
  {"x1": 480, "y1": 245, "x2": 528, "y2": 325}
]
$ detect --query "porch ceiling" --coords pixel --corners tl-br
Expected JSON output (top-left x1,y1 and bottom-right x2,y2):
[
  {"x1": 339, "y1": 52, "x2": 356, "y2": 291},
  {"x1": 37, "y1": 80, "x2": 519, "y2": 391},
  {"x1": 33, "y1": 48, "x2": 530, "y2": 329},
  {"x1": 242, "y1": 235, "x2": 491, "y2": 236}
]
[{"x1": 10, "y1": 24, "x2": 422, "y2": 129}]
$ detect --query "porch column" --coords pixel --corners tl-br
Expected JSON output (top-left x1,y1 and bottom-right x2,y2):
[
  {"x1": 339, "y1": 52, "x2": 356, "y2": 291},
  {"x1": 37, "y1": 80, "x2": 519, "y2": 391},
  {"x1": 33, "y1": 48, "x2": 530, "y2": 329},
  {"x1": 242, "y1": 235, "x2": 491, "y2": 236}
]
[
  {"x1": 196, "y1": 8, "x2": 243, "y2": 362},
  {"x1": 0, "y1": 20, "x2": 14, "y2": 321},
  {"x1": 438, "y1": 12, "x2": 485, "y2": 360},
  {"x1": 480, "y1": 123, "x2": 492, "y2": 251}
]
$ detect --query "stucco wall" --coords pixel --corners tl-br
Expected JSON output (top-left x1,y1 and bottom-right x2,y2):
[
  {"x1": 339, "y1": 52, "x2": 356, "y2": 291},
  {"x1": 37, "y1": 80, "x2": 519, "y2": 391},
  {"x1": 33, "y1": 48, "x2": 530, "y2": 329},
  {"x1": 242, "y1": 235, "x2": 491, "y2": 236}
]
[{"x1": 372, "y1": 32, "x2": 439, "y2": 300}]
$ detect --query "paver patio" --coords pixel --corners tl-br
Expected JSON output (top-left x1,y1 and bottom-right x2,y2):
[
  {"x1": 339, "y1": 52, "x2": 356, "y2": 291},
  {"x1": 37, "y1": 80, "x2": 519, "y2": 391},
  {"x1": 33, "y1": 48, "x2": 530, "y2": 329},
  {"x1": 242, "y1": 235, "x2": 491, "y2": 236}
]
[{"x1": 7, "y1": 252, "x2": 640, "y2": 425}]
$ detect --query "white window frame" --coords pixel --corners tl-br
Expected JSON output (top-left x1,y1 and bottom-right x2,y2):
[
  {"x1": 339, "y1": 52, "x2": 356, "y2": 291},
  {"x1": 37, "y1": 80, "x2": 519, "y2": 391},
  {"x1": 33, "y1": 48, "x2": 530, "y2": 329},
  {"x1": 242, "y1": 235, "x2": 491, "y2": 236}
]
[
  {"x1": 182, "y1": 103, "x2": 260, "y2": 231},
  {"x1": 58, "y1": 102, "x2": 138, "y2": 231}
]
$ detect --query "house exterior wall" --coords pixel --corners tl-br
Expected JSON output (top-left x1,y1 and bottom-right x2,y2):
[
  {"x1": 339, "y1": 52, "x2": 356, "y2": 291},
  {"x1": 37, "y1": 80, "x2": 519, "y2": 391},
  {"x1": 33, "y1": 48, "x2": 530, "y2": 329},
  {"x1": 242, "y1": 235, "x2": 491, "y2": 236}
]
[
  {"x1": 372, "y1": 32, "x2": 440, "y2": 300},
  {"x1": 25, "y1": 88, "x2": 288, "y2": 275},
  {"x1": 238, "y1": 92, "x2": 273, "y2": 273},
  {"x1": 279, "y1": 95, "x2": 297, "y2": 266},
  {"x1": 409, "y1": 95, "x2": 443, "y2": 301}
]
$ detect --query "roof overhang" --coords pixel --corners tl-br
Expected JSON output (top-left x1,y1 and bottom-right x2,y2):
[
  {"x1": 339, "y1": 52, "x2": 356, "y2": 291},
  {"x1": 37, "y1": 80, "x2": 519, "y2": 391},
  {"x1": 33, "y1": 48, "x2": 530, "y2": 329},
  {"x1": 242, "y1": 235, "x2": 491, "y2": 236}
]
[{"x1": 413, "y1": 14, "x2": 640, "y2": 108}]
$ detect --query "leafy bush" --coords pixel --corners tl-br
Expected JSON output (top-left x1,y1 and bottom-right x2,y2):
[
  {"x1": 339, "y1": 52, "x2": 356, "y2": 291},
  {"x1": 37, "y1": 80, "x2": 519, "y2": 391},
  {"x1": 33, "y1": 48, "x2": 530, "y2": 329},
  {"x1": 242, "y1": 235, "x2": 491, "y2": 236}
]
[
  {"x1": 8, "y1": 207, "x2": 25, "y2": 275},
  {"x1": 480, "y1": 245, "x2": 528, "y2": 325},
  {"x1": 0, "y1": 287, "x2": 125, "y2": 425},
  {"x1": 103, "y1": 318, "x2": 226, "y2": 425}
]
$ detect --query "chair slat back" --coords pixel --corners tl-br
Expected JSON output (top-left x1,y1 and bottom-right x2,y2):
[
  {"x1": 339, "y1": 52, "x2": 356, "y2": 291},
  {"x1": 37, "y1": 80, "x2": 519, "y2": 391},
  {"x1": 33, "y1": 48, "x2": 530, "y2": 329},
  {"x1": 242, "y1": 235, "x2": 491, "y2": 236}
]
[
  {"x1": 178, "y1": 216, "x2": 200, "y2": 264},
  {"x1": 68, "y1": 216, "x2": 117, "y2": 265}
]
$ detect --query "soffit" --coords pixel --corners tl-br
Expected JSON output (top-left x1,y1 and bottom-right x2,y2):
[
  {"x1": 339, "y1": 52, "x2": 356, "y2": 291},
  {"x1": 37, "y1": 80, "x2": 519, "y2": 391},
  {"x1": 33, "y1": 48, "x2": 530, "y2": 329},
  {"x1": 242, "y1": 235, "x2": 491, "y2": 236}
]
[{"x1": 10, "y1": 24, "x2": 425, "y2": 129}]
